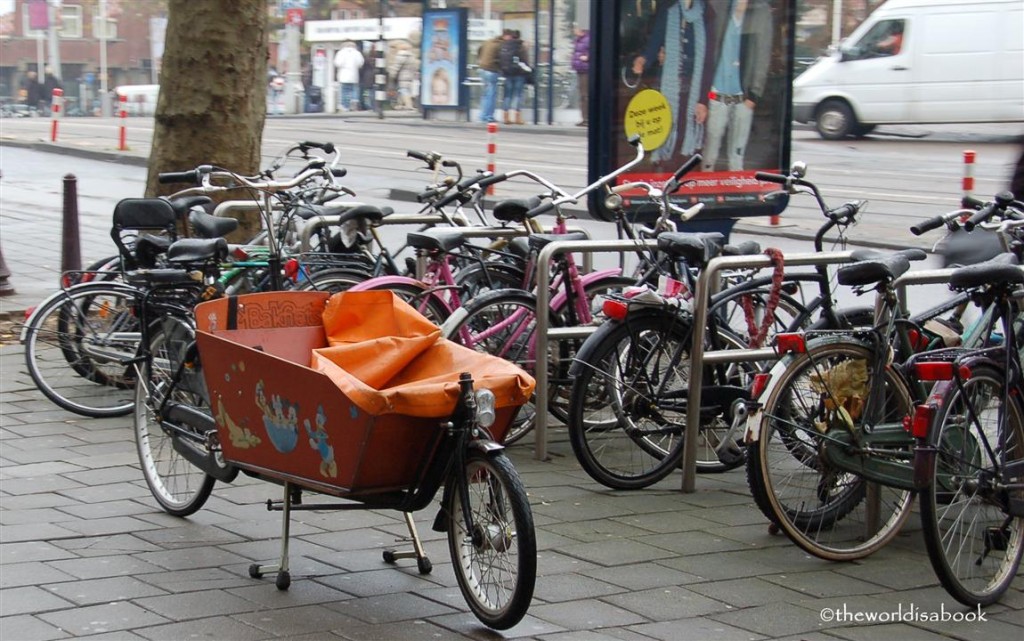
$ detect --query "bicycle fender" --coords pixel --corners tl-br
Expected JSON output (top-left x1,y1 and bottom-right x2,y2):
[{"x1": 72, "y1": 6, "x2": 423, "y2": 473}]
[
  {"x1": 549, "y1": 268, "x2": 623, "y2": 310},
  {"x1": 346, "y1": 276, "x2": 423, "y2": 292},
  {"x1": 567, "y1": 307, "x2": 685, "y2": 378},
  {"x1": 469, "y1": 437, "x2": 505, "y2": 455},
  {"x1": 441, "y1": 306, "x2": 470, "y2": 339}
]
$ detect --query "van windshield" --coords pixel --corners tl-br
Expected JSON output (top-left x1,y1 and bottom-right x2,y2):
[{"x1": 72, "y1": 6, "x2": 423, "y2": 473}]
[{"x1": 844, "y1": 19, "x2": 905, "y2": 60}]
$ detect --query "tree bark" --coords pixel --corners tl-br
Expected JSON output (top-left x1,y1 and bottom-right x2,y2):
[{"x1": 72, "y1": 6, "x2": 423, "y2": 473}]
[{"x1": 145, "y1": 0, "x2": 267, "y2": 237}]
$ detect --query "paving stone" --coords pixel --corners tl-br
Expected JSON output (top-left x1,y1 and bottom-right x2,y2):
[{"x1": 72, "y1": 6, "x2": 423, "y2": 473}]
[
  {"x1": 46, "y1": 554, "x2": 166, "y2": 580},
  {"x1": 530, "y1": 598, "x2": 649, "y2": 629},
  {"x1": 131, "y1": 616, "x2": 267, "y2": 641},
  {"x1": 537, "y1": 629, "x2": 655, "y2": 641},
  {"x1": 44, "y1": 575, "x2": 170, "y2": 606},
  {"x1": 315, "y1": 567, "x2": 446, "y2": 598},
  {"x1": 629, "y1": 618, "x2": 767, "y2": 641},
  {"x1": 0, "y1": 585, "x2": 76, "y2": 616},
  {"x1": 710, "y1": 601, "x2": 840, "y2": 638},
  {"x1": 0, "y1": 475, "x2": 85, "y2": 496},
  {"x1": 233, "y1": 603, "x2": 361, "y2": 637},
  {"x1": 557, "y1": 538, "x2": 676, "y2": 567},
  {"x1": 57, "y1": 515, "x2": 163, "y2": 538},
  {"x1": 826, "y1": 622, "x2": 970, "y2": 641},
  {"x1": 335, "y1": 618, "x2": 477, "y2": 641},
  {"x1": 132, "y1": 523, "x2": 246, "y2": 549},
  {"x1": 762, "y1": 570, "x2": 890, "y2": 599},
  {"x1": 227, "y1": 578, "x2": 355, "y2": 608},
  {"x1": 545, "y1": 517, "x2": 656, "y2": 544},
  {"x1": 133, "y1": 546, "x2": 252, "y2": 572},
  {"x1": 129, "y1": 567, "x2": 255, "y2": 594},
  {"x1": 324, "y1": 592, "x2": 457, "y2": 624},
  {"x1": 0, "y1": 540, "x2": 77, "y2": 564},
  {"x1": 0, "y1": 506, "x2": 72, "y2": 526},
  {"x1": 688, "y1": 576, "x2": 813, "y2": 609},
  {"x1": 638, "y1": 530, "x2": 758, "y2": 556},
  {"x1": 56, "y1": 499, "x2": 157, "y2": 520},
  {"x1": 56, "y1": 481, "x2": 153, "y2": 504},
  {"x1": 609, "y1": 510, "x2": 721, "y2": 534},
  {"x1": 133, "y1": 589, "x2": 263, "y2": 621},
  {"x1": 582, "y1": 562, "x2": 703, "y2": 591},
  {"x1": 52, "y1": 533, "x2": 162, "y2": 557},
  {"x1": 62, "y1": 465, "x2": 143, "y2": 485},
  {"x1": 533, "y1": 572, "x2": 627, "y2": 603},
  {"x1": 0, "y1": 461, "x2": 85, "y2": 477},
  {"x1": 604, "y1": 585, "x2": 732, "y2": 620},
  {"x1": 0, "y1": 613, "x2": 70, "y2": 640},
  {"x1": 0, "y1": 560, "x2": 78, "y2": 588},
  {"x1": 38, "y1": 601, "x2": 170, "y2": 636},
  {"x1": 0, "y1": 521, "x2": 82, "y2": 543},
  {"x1": 430, "y1": 611, "x2": 565, "y2": 639}
]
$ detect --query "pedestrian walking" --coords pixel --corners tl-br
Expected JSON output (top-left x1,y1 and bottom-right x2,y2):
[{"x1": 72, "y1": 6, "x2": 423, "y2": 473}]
[
  {"x1": 476, "y1": 32, "x2": 504, "y2": 123},
  {"x1": 571, "y1": 26, "x2": 590, "y2": 127},
  {"x1": 334, "y1": 42, "x2": 364, "y2": 112}
]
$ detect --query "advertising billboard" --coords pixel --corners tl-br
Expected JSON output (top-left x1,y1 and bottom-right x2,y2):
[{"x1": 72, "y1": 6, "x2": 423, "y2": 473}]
[{"x1": 590, "y1": 0, "x2": 796, "y2": 222}]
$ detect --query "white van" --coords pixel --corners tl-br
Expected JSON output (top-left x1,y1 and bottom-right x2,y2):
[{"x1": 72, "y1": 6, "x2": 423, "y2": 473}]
[{"x1": 792, "y1": 0, "x2": 1023, "y2": 139}]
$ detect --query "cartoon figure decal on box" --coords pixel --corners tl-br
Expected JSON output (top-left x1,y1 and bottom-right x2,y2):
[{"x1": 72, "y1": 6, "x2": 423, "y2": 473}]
[
  {"x1": 214, "y1": 395, "x2": 262, "y2": 449},
  {"x1": 255, "y1": 380, "x2": 300, "y2": 453},
  {"x1": 305, "y1": 405, "x2": 338, "y2": 478}
]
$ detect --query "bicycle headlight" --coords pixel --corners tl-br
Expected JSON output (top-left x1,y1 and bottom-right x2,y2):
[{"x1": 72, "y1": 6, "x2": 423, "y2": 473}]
[{"x1": 475, "y1": 388, "x2": 496, "y2": 428}]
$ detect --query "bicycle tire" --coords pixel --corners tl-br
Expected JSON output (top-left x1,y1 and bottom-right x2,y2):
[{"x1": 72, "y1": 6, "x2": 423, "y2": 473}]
[
  {"x1": 455, "y1": 260, "x2": 526, "y2": 300},
  {"x1": 134, "y1": 316, "x2": 215, "y2": 517},
  {"x1": 447, "y1": 451, "x2": 536, "y2": 630},
  {"x1": 567, "y1": 310, "x2": 693, "y2": 488},
  {"x1": 746, "y1": 340, "x2": 915, "y2": 560},
  {"x1": 919, "y1": 365, "x2": 1024, "y2": 606},
  {"x1": 22, "y1": 282, "x2": 140, "y2": 417},
  {"x1": 299, "y1": 267, "x2": 370, "y2": 294}
]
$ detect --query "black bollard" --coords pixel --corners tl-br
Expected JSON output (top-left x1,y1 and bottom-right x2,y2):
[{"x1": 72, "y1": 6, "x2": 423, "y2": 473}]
[
  {"x1": 62, "y1": 173, "x2": 82, "y2": 276},
  {"x1": 0, "y1": 244, "x2": 14, "y2": 296}
]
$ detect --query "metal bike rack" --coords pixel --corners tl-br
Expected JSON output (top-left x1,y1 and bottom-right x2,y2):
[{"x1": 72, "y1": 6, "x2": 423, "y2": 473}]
[
  {"x1": 533, "y1": 238, "x2": 659, "y2": 461},
  {"x1": 684, "y1": 251, "x2": 859, "y2": 492}
]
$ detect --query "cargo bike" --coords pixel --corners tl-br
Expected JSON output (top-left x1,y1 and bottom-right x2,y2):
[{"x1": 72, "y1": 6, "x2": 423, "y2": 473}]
[{"x1": 132, "y1": 288, "x2": 538, "y2": 630}]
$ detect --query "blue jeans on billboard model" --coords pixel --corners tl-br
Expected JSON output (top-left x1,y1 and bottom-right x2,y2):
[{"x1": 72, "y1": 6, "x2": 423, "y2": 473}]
[
  {"x1": 478, "y1": 69, "x2": 499, "y2": 122},
  {"x1": 502, "y1": 76, "x2": 526, "y2": 112},
  {"x1": 339, "y1": 83, "x2": 359, "y2": 111},
  {"x1": 703, "y1": 97, "x2": 755, "y2": 171}
]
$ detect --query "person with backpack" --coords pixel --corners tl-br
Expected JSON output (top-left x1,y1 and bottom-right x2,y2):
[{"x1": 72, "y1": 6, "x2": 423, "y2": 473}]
[{"x1": 499, "y1": 30, "x2": 530, "y2": 125}]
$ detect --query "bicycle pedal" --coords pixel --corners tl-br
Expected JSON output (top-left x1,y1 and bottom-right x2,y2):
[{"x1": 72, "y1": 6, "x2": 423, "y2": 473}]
[
  {"x1": 431, "y1": 507, "x2": 448, "y2": 533},
  {"x1": 716, "y1": 444, "x2": 744, "y2": 466}
]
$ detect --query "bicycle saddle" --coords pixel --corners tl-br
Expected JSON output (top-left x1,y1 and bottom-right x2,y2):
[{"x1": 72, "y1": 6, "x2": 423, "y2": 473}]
[
  {"x1": 723, "y1": 240, "x2": 761, "y2": 256},
  {"x1": 166, "y1": 237, "x2": 228, "y2": 264},
  {"x1": 189, "y1": 210, "x2": 239, "y2": 239},
  {"x1": 294, "y1": 203, "x2": 389, "y2": 223},
  {"x1": 656, "y1": 232, "x2": 725, "y2": 267},
  {"x1": 949, "y1": 253, "x2": 1024, "y2": 290},
  {"x1": 851, "y1": 248, "x2": 927, "y2": 263},
  {"x1": 134, "y1": 235, "x2": 173, "y2": 269},
  {"x1": 493, "y1": 197, "x2": 542, "y2": 223},
  {"x1": 166, "y1": 195, "x2": 213, "y2": 218},
  {"x1": 527, "y1": 232, "x2": 589, "y2": 252},
  {"x1": 837, "y1": 254, "x2": 911, "y2": 287},
  {"x1": 407, "y1": 229, "x2": 466, "y2": 253}
]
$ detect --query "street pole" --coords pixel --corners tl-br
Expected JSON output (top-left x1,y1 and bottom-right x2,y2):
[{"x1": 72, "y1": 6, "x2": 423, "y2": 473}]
[
  {"x1": 375, "y1": 0, "x2": 387, "y2": 119},
  {"x1": 284, "y1": 22, "x2": 301, "y2": 114},
  {"x1": 46, "y1": 0, "x2": 61, "y2": 80},
  {"x1": 99, "y1": 0, "x2": 110, "y2": 116}
]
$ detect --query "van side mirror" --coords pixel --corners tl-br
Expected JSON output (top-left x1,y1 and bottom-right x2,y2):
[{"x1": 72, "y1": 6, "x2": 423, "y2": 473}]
[{"x1": 839, "y1": 47, "x2": 860, "y2": 62}]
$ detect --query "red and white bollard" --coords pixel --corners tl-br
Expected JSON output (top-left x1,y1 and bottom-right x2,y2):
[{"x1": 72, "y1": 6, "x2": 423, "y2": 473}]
[
  {"x1": 486, "y1": 122, "x2": 498, "y2": 195},
  {"x1": 118, "y1": 94, "x2": 128, "y2": 151},
  {"x1": 962, "y1": 150, "x2": 976, "y2": 202},
  {"x1": 49, "y1": 87, "x2": 63, "y2": 142}
]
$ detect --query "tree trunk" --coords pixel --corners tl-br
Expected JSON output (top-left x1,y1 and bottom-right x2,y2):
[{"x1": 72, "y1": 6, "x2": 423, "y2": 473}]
[{"x1": 145, "y1": 0, "x2": 267, "y2": 238}]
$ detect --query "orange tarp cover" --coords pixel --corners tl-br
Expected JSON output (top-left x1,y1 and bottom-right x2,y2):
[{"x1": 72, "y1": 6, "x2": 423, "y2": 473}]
[{"x1": 311, "y1": 291, "x2": 535, "y2": 417}]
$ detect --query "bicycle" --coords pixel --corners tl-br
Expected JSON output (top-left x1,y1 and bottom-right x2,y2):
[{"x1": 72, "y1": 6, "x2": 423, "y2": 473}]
[
  {"x1": 743, "y1": 195, "x2": 1024, "y2": 561},
  {"x1": 910, "y1": 220, "x2": 1024, "y2": 606},
  {"x1": 565, "y1": 162, "x2": 879, "y2": 488},
  {"x1": 440, "y1": 136, "x2": 662, "y2": 444}
]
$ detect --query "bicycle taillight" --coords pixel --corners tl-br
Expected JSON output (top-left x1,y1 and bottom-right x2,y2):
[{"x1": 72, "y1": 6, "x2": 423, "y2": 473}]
[{"x1": 602, "y1": 298, "x2": 628, "y2": 320}]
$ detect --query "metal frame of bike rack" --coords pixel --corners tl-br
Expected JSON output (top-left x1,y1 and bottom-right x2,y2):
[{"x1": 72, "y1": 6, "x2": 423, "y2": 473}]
[
  {"x1": 684, "y1": 251, "x2": 859, "y2": 492},
  {"x1": 533, "y1": 238, "x2": 660, "y2": 461}
]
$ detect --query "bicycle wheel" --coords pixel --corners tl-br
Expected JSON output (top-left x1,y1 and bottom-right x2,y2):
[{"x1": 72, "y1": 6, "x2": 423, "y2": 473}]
[
  {"x1": 454, "y1": 259, "x2": 526, "y2": 301},
  {"x1": 23, "y1": 282, "x2": 140, "y2": 417},
  {"x1": 746, "y1": 341, "x2": 915, "y2": 560},
  {"x1": 134, "y1": 316, "x2": 215, "y2": 517},
  {"x1": 446, "y1": 289, "x2": 556, "y2": 444},
  {"x1": 568, "y1": 310, "x2": 699, "y2": 489},
  {"x1": 447, "y1": 451, "x2": 536, "y2": 630},
  {"x1": 919, "y1": 365, "x2": 1024, "y2": 606}
]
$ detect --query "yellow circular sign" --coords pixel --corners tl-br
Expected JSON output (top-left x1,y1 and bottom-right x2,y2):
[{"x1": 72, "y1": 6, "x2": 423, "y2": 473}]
[{"x1": 624, "y1": 89, "x2": 672, "y2": 151}]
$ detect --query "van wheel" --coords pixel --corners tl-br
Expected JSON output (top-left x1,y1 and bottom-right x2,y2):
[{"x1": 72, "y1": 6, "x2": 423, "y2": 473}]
[{"x1": 815, "y1": 100, "x2": 855, "y2": 140}]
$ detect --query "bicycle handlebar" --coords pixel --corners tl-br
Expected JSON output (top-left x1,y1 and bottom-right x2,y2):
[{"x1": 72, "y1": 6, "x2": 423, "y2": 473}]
[
  {"x1": 434, "y1": 173, "x2": 488, "y2": 208},
  {"x1": 910, "y1": 214, "x2": 949, "y2": 236}
]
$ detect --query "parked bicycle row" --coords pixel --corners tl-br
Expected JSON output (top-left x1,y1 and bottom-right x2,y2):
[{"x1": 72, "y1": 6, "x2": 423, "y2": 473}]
[{"x1": 15, "y1": 135, "x2": 1024, "y2": 612}]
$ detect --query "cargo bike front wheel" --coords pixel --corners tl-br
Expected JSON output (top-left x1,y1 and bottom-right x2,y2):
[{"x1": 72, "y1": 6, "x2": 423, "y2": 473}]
[{"x1": 447, "y1": 450, "x2": 536, "y2": 631}]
